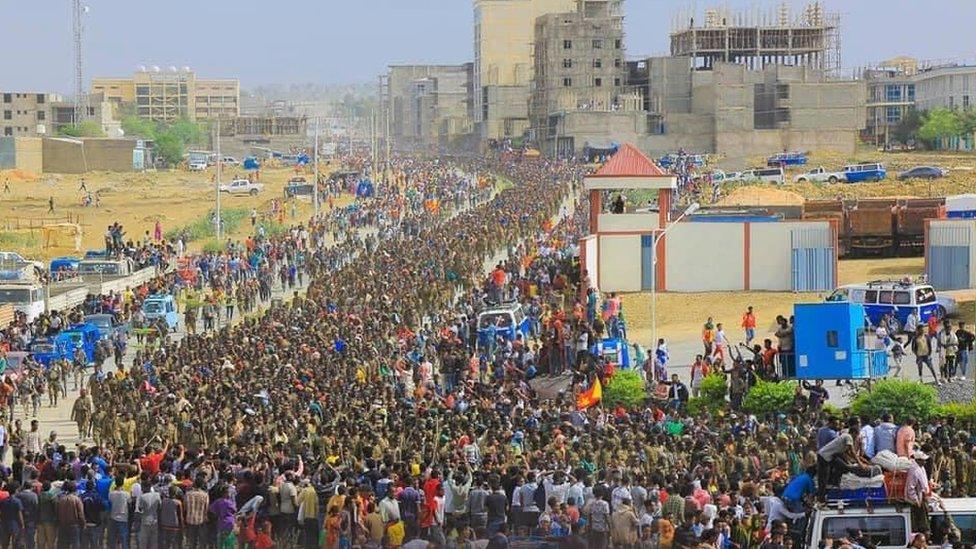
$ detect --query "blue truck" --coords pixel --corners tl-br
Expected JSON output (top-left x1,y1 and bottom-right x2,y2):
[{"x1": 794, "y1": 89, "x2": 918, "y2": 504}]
[
  {"x1": 30, "y1": 323, "x2": 102, "y2": 368},
  {"x1": 477, "y1": 302, "x2": 533, "y2": 349}
]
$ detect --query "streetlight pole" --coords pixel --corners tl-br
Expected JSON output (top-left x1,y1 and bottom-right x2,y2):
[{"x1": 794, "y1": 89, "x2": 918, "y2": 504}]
[
  {"x1": 650, "y1": 202, "x2": 699, "y2": 352},
  {"x1": 313, "y1": 117, "x2": 320, "y2": 217}
]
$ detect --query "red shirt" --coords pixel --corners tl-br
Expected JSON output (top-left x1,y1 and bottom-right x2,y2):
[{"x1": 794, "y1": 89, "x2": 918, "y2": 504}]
[{"x1": 140, "y1": 451, "x2": 166, "y2": 476}]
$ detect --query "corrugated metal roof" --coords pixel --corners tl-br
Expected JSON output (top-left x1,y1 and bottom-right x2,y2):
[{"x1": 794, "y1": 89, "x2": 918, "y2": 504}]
[{"x1": 591, "y1": 144, "x2": 668, "y2": 178}]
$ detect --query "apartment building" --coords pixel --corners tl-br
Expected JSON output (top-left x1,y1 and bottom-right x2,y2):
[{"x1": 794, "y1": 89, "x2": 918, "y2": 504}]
[
  {"x1": 385, "y1": 64, "x2": 474, "y2": 150},
  {"x1": 0, "y1": 92, "x2": 62, "y2": 137},
  {"x1": 473, "y1": 0, "x2": 577, "y2": 144},
  {"x1": 530, "y1": 0, "x2": 629, "y2": 155},
  {"x1": 91, "y1": 69, "x2": 239, "y2": 122}
]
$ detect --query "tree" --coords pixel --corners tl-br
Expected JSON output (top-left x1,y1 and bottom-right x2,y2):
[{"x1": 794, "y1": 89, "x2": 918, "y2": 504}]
[
  {"x1": 154, "y1": 131, "x2": 184, "y2": 166},
  {"x1": 121, "y1": 116, "x2": 157, "y2": 140},
  {"x1": 849, "y1": 379, "x2": 939, "y2": 423},
  {"x1": 918, "y1": 108, "x2": 963, "y2": 147},
  {"x1": 742, "y1": 380, "x2": 797, "y2": 416},
  {"x1": 169, "y1": 117, "x2": 205, "y2": 146},
  {"x1": 58, "y1": 120, "x2": 105, "y2": 138},
  {"x1": 892, "y1": 108, "x2": 923, "y2": 144}
]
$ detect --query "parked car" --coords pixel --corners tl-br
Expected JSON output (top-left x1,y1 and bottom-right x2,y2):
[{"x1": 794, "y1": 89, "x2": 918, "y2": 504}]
[
  {"x1": 142, "y1": 294, "x2": 179, "y2": 330},
  {"x1": 793, "y1": 166, "x2": 847, "y2": 184},
  {"x1": 284, "y1": 177, "x2": 315, "y2": 199},
  {"x1": 767, "y1": 151, "x2": 808, "y2": 167},
  {"x1": 219, "y1": 179, "x2": 264, "y2": 196},
  {"x1": 738, "y1": 167, "x2": 785, "y2": 185},
  {"x1": 842, "y1": 162, "x2": 887, "y2": 183},
  {"x1": 188, "y1": 161, "x2": 208, "y2": 171},
  {"x1": 826, "y1": 279, "x2": 957, "y2": 330},
  {"x1": 220, "y1": 156, "x2": 239, "y2": 166},
  {"x1": 897, "y1": 166, "x2": 947, "y2": 180}
]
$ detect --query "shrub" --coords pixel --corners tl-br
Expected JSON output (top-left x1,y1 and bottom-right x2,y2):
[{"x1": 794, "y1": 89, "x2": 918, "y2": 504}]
[
  {"x1": 700, "y1": 373, "x2": 727, "y2": 406},
  {"x1": 687, "y1": 396, "x2": 722, "y2": 417},
  {"x1": 603, "y1": 369, "x2": 646, "y2": 410},
  {"x1": 936, "y1": 401, "x2": 976, "y2": 422},
  {"x1": 742, "y1": 380, "x2": 797, "y2": 416},
  {"x1": 849, "y1": 379, "x2": 939, "y2": 423},
  {"x1": 821, "y1": 403, "x2": 844, "y2": 419}
]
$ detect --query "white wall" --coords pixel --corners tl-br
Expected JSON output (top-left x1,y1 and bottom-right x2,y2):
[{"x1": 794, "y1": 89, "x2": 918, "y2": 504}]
[
  {"x1": 597, "y1": 213, "x2": 659, "y2": 233},
  {"x1": 599, "y1": 235, "x2": 641, "y2": 292},
  {"x1": 749, "y1": 221, "x2": 832, "y2": 290},
  {"x1": 665, "y1": 223, "x2": 744, "y2": 292},
  {"x1": 582, "y1": 235, "x2": 599, "y2": 290}
]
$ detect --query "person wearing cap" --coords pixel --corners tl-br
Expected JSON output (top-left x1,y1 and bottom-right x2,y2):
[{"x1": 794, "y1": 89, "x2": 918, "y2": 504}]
[{"x1": 906, "y1": 449, "x2": 932, "y2": 528}]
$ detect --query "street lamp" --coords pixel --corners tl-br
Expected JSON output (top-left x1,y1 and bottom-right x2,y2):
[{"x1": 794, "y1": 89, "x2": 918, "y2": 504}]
[{"x1": 650, "y1": 202, "x2": 700, "y2": 355}]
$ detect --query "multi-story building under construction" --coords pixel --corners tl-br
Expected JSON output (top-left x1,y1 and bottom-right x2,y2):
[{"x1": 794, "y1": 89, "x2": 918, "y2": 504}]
[
  {"x1": 668, "y1": 1, "x2": 840, "y2": 75},
  {"x1": 92, "y1": 68, "x2": 239, "y2": 122}
]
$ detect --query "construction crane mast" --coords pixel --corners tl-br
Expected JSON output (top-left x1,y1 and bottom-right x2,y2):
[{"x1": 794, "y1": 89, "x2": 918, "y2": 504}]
[{"x1": 72, "y1": 0, "x2": 85, "y2": 124}]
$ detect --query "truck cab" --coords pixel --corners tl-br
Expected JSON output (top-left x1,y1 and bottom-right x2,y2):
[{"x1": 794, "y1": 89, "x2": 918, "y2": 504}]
[
  {"x1": 142, "y1": 294, "x2": 179, "y2": 330},
  {"x1": 0, "y1": 282, "x2": 45, "y2": 322},
  {"x1": 53, "y1": 323, "x2": 102, "y2": 366},
  {"x1": 806, "y1": 504, "x2": 911, "y2": 549},
  {"x1": 77, "y1": 258, "x2": 134, "y2": 277}
]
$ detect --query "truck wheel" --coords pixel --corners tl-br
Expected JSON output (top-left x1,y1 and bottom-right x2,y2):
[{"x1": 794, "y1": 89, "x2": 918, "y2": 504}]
[
  {"x1": 249, "y1": 189, "x2": 258, "y2": 196},
  {"x1": 828, "y1": 176, "x2": 838, "y2": 183}
]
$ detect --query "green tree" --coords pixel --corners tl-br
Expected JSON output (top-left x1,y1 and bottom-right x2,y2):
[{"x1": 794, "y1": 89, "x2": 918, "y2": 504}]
[
  {"x1": 742, "y1": 380, "x2": 797, "y2": 416},
  {"x1": 58, "y1": 120, "x2": 105, "y2": 137},
  {"x1": 169, "y1": 117, "x2": 205, "y2": 146},
  {"x1": 918, "y1": 108, "x2": 963, "y2": 147},
  {"x1": 154, "y1": 131, "x2": 184, "y2": 166},
  {"x1": 892, "y1": 108, "x2": 923, "y2": 144},
  {"x1": 121, "y1": 116, "x2": 157, "y2": 140}
]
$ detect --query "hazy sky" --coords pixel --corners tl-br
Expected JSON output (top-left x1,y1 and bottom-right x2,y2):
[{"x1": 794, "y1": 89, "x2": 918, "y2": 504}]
[{"x1": 2, "y1": 0, "x2": 975, "y2": 93}]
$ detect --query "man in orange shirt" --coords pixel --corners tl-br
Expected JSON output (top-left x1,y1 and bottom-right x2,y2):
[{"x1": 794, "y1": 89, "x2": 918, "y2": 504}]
[
  {"x1": 741, "y1": 306, "x2": 757, "y2": 346},
  {"x1": 490, "y1": 264, "x2": 506, "y2": 303}
]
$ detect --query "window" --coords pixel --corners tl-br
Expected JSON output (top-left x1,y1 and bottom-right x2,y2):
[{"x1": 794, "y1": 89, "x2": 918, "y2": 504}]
[
  {"x1": 826, "y1": 330, "x2": 839, "y2": 348},
  {"x1": 136, "y1": 86, "x2": 150, "y2": 95},
  {"x1": 36, "y1": 111, "x2": 45, "y2": 121},
  {"x1": 1, "y1": 94, "x2": 10, "y2": 103},
  {"x1": 965, "y1": 95, "x2": 971, "y2": 109},
  {"x1": 885, "y1": 84, "x2": 902, "y2": 102},
  {"x1": 821, "y1": 516, "x2": 907, "y2": 548},
  {"x1": 893, "y1": 291, "x2": 911, "y2": 305},
  {"x1": 563, "y1": 40, "x2": 572, "y2": 49},
  {"x1": 593, "y1": 59, "x2": 602, "y2": 68},
  {"x1": 878, "y1": 291, "x2": 894, "y2": 304},
  {"x1": 2, "y1": 128, "x2": 10, "y2": 136},
  {"x1": 915, "y1": 287, "x2": 936, "y2": 304},
  {"x1": 614, "y1": 77, "x2": 621, "y2": 86},
  {"x1": 36, "y1": 94, "x2": 45, "y2": 104},
  {"x1": 615, "y1": 39, "x2": 622, "y2": 49},
  {"x1": 907, "y1": 84, "x2": 916, "y2": 101},
  {"x1": 2, "y1": 111, "x2": 10, "y2": 120},
  {"x1": 563, "y1": 59, "x2": 572, "y2": 69},
  {"x1": 949, "y1": 96, "x2": 954, "y2": 108},
  {"x1": 614, "y1": 58, "x2": 622, "y2": 68},
  {"x1": 563, "y1": 78, "x2": 572, "y2": 87},
  {"x1": 886, "y1": 106, "x2": 901, "y2": 124},
  {"x1": 592, "y1": 39, "x2": 603, "y2": 49},
  {"x1": 776, "y1": 84, "x2": 789, "y2": 100},
  {"x1": 594, "y1": 78, "x2": 602, "y2": 87}
]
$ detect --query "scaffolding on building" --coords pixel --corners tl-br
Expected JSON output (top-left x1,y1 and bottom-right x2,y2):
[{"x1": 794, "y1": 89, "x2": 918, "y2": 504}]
[{"x1": 668, "y1": 1, "x2": 841, "y2": 76}]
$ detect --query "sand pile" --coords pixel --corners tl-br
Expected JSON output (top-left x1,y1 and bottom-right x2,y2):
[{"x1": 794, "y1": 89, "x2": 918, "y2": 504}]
[
  {"x1": 0, "y1": 169, "x2": 40, "y2": 182},
  {"x1": 719, "y1": 185, "x2": 805, "y2": 206}
]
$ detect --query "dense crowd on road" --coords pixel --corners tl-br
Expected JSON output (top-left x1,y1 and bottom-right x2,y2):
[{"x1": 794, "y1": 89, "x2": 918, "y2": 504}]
[{"x1": 0, "y1": 154, "x2": 973, "y2": 549}]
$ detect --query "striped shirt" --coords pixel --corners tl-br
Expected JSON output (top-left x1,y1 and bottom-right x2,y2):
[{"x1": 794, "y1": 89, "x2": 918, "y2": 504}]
[{"x1": 184, "y1": 489, "x2": 209, "y2": 526}]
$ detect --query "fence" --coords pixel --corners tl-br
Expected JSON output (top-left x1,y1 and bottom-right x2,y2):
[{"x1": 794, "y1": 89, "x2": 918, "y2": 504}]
[{"x1": 1, "y1": 214, "x2": 80, "y2": 231}]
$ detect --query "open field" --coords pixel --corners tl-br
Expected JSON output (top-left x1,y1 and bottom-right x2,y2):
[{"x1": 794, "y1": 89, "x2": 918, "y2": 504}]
[
  {"x1": 0, "y1": 163, "x2": 345, "y2": 260},
  {"x1": 716, "y1": 149, "x2": 976, "y2": 205},
  {"x1": 621, "y1": 256, "x2": 974, "y2": 346}
]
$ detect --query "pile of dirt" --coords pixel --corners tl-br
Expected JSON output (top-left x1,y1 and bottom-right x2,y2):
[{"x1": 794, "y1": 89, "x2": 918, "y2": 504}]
[
  {"x1": 718, "y1": 185, "x2": 805, "y2": 206},
  {"x1": 1, "y1": 169, "x2": 40, "y2": 182}
]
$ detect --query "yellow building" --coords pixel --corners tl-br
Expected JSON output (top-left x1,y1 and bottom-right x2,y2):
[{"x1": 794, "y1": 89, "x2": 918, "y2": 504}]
[
  {"x1": 91, "y1": 69, "x2": 239, "y2": 122},
  {"x1": 473, "y1": 0, "x2": 576, "y2": 142}
]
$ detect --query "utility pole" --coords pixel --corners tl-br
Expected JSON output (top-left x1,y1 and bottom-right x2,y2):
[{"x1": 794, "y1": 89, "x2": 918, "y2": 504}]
[
  {"x1": 385, "y1": 100, "x2": 391, "y2": 184},
  {"x1": 370, "y1": 108, "x2": 377, "y2": 178},
  {"x1": 313, "y1": 117, "x2": 320, "y2": 217},
  {"x1": 72, "y1": 0, "x2": 85, "y2": 125},
  {"x1": 215, "y1": 117, "x2": 222, "y2": 240}
]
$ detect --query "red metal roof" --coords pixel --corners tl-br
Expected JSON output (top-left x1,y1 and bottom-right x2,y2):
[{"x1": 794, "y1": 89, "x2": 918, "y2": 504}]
[{"x1": 590, "y1": 144, "x2": 669, "y2": 177}]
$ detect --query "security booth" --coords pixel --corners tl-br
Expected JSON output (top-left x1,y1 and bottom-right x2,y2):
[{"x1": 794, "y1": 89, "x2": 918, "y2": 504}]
[{"x1": 792, "y1": 302, "x2": 889, "y2": 380}]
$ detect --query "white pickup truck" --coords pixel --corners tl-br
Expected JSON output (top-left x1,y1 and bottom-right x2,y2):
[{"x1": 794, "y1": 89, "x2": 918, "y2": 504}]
[
  {"x1": 219, "y1": 179, "x2": 264, "y2": 196},
  {"x1": 793, "y1": 166, "x2": 847, "y2": 184}
]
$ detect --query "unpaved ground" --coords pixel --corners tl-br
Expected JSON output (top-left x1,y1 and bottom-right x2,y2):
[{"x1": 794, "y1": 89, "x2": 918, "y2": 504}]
[
  {"x1": 621, "y1": 256, "x2": 930, "y2": 344},
  {"x1": 0, "y1": 163, "x2": 342, "y2": 260}
]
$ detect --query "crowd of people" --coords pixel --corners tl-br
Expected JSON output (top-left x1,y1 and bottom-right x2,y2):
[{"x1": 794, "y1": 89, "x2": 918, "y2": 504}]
[{"x1": 0, "y1": 154, "x2": 971, "y2": 549}]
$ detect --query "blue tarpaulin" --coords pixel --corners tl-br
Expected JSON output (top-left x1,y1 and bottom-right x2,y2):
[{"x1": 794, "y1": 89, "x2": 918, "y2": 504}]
[{"x1": 243, "y1": 157, "x2": 260, "y2": 170}]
